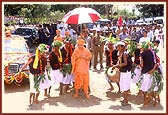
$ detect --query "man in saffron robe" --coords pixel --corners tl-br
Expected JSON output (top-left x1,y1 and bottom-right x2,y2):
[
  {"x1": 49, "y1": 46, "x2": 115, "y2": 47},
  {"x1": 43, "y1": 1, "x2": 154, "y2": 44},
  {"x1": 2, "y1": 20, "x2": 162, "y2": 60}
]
[{"x1": 71, "y1": 39, "x2": 92, "y2": 99}]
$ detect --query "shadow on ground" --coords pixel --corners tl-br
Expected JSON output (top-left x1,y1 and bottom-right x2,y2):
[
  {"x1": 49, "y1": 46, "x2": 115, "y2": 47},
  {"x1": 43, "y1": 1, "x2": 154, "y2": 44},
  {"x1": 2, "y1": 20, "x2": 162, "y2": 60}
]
[
  {"x1": 4, "y1": 79, "x2": 30, "y2": 93},
  {"x1": 27, "y1": 89, "x2": 102, "y2": 111},
  {"x1": 105, "y1": 91, "x2": 164, "y2": 111}
]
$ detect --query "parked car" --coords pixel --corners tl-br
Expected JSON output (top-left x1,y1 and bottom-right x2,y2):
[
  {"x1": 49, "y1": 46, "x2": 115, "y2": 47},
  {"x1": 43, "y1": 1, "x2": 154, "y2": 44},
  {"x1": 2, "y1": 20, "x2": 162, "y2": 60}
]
[
  {"x1": 96, "y1": 19, "x2": 111, "y2": 27},
  {"x1": 154, "y1": 16, "x2": 164, "y2": 24},
  {"x1": 12, "y1": 27, "x2": 39, "y2": 48},
  {"x1": 144, "y1": 17, "x2": 154, "y2": 25},
  {"x1": 85, "y1": 23, "x2": 95, "y2": 30},
  {"x1": 135, "y1": 18, "x2": 145, "y2": 25},
  {"x1": 96, "y1": 19, "x2": 111, "y2": 24},
  {"x1": 4, "y1": 38, "x2": 31, "y2": 85}
]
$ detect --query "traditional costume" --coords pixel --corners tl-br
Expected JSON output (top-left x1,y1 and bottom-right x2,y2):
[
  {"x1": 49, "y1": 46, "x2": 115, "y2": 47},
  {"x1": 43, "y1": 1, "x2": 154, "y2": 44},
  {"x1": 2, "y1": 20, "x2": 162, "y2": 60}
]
[
  {"x1": 61, "y1": 40, "x2": 74, "y2": 85},
  {"x1": 132, "y1": 48, "x2": 142, "y2": 83},
  {"x1": 139, "y1": 42, "x2": 159, "y2": 106},
  {"x1": 49, "y1": 41, "x2": 63, "y2": 86},
  {"x1": 105, "y1": 45, "x2": 118, "y2": 67},
  {"x1": 105, "y1": 42, "x2": 119, "y2": 91},
  {"x1": 29, "y1": 44, "x2": 49, "y2": 92},
  {"x1": 71, "y1": 39, "x2": 92, "y2": 98},
  {"x1": 26, "y1": 43, "x2": 49, "y2": 104},
  {"x1": 115, "y1": 41, "x2": 132, "y2": 105}
]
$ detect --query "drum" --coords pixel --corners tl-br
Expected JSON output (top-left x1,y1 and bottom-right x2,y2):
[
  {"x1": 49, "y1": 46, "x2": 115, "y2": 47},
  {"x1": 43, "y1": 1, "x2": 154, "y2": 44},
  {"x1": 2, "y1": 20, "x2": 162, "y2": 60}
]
[{"x1": 106, "y1": 66, "x2": 120, "y2": 82}]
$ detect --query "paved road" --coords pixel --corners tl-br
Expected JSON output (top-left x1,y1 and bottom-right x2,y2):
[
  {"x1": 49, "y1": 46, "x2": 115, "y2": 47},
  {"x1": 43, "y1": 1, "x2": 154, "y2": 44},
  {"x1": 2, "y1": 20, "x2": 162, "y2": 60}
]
[{"x1": 2, "y1": 61, "x2": 166, "y2": 113}]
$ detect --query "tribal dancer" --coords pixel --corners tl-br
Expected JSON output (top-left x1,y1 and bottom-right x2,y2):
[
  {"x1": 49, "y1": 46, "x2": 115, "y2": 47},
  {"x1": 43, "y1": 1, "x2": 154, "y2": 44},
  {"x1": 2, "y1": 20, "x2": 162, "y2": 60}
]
[
  {"x1": 139, "y1": 42, "x2": 157, "y2": 107},
  {"x1": 15, "y1": 44, "x2": 49, "y2": 104},
  {"x1": 61, "y1": 40, "x2": 74, "y2": 93},
  {"x1": 49, "y1": 41, "x2": 64, "y2": 95}
]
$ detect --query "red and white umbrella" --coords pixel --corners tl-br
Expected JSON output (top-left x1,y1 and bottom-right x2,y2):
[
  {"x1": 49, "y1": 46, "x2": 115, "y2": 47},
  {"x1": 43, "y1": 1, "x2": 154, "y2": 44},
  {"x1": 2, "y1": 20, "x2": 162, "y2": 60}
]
[{"x1": 62, "y1": 7, "x2": 101, "y2": 24}]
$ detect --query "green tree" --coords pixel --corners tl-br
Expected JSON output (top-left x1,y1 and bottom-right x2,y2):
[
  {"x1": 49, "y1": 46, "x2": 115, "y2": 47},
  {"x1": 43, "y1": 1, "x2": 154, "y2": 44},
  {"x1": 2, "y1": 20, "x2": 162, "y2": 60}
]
[
  {"x1": 136, "y1": 4, "x2": 164, "y2": 17},
  {"x1": 50, "y1": 4, "x2": 77, "y2": 13}
]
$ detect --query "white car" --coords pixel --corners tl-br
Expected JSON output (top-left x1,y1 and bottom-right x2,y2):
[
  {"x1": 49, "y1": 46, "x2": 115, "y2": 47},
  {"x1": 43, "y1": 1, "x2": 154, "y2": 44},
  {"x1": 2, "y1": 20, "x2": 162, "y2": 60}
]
[
  {"x1": 154, "y1": 16, "x2": 164, "y2": 24},
  {"x1": 4, "y1": 38, "x2": 31, "y2": 85},
  {"x1": 135, "y1": 18, "x2": 145, "y2": 25}
]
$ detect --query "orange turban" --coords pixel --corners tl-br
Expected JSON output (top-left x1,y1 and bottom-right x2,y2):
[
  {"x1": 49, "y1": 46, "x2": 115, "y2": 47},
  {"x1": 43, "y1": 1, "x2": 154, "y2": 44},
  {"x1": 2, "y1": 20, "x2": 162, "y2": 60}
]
[
  {"x1": 77, "y1": 39, "x2": 85, "y2": 45},
  {"x1": 5, "y1": 30, "x2": 11, "y2": 35},
  {"x1": 54, "y1": 36, "x2": 63, "y2": 42}
]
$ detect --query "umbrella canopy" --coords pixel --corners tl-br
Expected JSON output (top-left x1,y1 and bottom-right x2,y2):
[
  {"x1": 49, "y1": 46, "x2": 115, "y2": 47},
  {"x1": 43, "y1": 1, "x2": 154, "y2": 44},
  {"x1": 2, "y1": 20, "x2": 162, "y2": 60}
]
[{"x1": 62, "y1": 7, "x2": 101, "y2": 24}]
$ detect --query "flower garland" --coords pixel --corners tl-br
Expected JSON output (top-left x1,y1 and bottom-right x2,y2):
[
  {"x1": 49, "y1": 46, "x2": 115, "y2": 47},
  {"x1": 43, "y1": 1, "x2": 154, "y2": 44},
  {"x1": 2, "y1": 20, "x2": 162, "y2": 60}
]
[
  {"x1": 4, "y1": 76, "x2": 15, "y2": 84},
  {"x1": 4, "y1": 72, "x2": 29, "y2": 84}
]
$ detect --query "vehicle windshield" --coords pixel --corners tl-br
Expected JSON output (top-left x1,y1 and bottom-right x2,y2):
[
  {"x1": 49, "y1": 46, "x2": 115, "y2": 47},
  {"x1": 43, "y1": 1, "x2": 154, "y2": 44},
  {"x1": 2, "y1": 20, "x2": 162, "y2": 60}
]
[
  {"x1": 4, "y1": 40, "x2": 29, "y2": 53},
  {"x1": 85, "y1": 23, "x2": 94, "y2": 30},
  {"x1": 14, "y1": 28, "x2": 32, "y2": 36}
]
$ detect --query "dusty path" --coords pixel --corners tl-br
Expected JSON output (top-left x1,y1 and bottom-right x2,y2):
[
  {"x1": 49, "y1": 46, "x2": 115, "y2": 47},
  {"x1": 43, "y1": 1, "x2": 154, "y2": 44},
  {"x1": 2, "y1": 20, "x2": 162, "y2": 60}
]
[{"x1": 2, "y1": 63, "x2": 166, "y2": 113}]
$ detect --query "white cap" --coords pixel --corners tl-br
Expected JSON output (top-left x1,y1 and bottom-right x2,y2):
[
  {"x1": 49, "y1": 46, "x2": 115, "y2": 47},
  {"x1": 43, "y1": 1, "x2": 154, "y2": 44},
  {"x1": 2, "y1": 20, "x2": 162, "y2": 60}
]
[{"x1": 116, "y1": 41, "x2": 125, "y2": 46}]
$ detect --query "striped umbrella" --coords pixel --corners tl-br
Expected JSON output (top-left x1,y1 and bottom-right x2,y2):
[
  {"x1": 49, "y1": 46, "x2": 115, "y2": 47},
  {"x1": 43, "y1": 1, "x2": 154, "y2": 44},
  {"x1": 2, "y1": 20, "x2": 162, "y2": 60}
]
[{"x1": 62, "y1": 7, "x2": 101, "y2": 24}]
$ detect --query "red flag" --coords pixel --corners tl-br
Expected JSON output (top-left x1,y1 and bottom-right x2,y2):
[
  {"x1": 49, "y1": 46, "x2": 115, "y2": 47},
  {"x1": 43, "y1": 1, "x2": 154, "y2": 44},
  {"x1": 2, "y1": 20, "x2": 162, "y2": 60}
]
[{"x1": 118, "y1": 16, "x2": 123, "y2": 26}]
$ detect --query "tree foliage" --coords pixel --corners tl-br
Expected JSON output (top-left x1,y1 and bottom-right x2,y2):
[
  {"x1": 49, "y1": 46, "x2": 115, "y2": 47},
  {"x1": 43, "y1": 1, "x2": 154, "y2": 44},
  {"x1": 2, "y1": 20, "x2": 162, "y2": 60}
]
[
  {"x1": 135, "y1": 4, "x2": 164, "y2": 17},
  {"x1": 4, "y1": 4, "x2": 67, "y2": 24},
  {"x1": 5, "y1": 4, "x2": 162, "y2": 24}
]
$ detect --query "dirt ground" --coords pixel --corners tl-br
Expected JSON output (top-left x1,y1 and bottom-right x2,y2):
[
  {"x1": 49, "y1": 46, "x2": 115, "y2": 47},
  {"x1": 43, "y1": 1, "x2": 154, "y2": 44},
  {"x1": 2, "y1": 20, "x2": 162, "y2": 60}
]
[{"x1": 2, "y1": 62, "x2": 166, "y2": 113}]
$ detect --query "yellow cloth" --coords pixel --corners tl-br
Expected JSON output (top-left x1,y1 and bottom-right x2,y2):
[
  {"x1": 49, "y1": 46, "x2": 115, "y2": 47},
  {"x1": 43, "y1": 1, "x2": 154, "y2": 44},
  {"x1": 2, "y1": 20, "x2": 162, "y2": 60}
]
[
  {"x1": 33, "y1": 48, "x2": 39, "y2": 69},
  {"x1": 58, "y1": 49, "x2": 62, "y2": 62}
]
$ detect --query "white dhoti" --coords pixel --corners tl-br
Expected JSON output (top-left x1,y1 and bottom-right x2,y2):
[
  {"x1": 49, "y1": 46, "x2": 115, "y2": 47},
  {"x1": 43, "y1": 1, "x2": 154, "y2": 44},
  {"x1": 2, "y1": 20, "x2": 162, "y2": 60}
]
[
  {"x1": 49, "y1": 69, "x2": 63, "y2": 86},
  {"x1": 29, "y1": 73, "x2": 38, "y2": 93},
  {"x1": 39, "y1": 71, "x2": 51, "y2": 91},
  {"x1": 62, "y1": 74, "x2": 73, "y2": 84},
  {"x1": 119, "y1": 71, "x2": 131, "y2": 92},
  {"x1": 132, "y1": 66, "x2": 141, "y2": 83},
  {"x1": 105, "y1": 74, "x2": 112, "y2": 83},
  {"x1": 140, "y1": 73, "x2": 153, "y2": 92}
]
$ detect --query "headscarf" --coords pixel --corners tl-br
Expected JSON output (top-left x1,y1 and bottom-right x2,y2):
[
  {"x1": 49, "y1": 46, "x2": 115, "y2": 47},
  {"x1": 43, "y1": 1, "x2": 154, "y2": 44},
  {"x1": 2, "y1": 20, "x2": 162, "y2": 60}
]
[
  {"x1": 141, "y1": 42, "x2": 151, "y2": 51},
  {"x1": 51, "y1": 40, "x2": 62, "y2": 48},
  {"x1": 51, "y1": 41, "x2": 63, "y2": 62},
  {"x1": 33, "y1": 44, "x2": 49, "y2": 69},
  {"x1": 116, "y1": 41, "x2": 125, "y2": 46}
]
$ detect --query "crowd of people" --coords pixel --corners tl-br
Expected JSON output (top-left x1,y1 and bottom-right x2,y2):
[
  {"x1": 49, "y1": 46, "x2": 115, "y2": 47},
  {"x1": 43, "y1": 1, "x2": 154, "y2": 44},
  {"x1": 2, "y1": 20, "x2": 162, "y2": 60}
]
[{"x1": 5, "y1": 19, "x2": 164, "y2": 107}]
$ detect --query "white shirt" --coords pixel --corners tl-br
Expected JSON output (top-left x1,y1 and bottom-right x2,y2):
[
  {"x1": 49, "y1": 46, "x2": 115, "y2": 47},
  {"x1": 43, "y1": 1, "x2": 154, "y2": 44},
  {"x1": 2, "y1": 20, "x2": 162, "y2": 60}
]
[
  {"x1": 147, "y1": 30, "x2": 154, "y2": 41},
  {"x1": 67, "y1": 28, "x2": 75, "y2": 38},
  {"x1": 139, "y1": 36, "x2": 150, "y2": 44}
]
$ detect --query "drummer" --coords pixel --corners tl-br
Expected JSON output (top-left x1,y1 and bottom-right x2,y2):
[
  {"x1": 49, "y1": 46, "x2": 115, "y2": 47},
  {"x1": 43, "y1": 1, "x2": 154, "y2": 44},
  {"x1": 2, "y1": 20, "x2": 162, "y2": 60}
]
[
  {"x1": 104, "y1": 42, "x2": 120, "y2": 91},
  {"x1": 113, "y1": 41, "x2": 132, "y2": 106}
]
